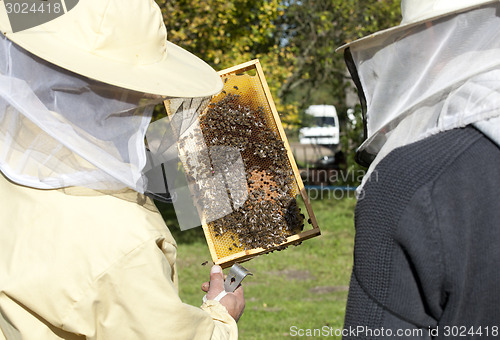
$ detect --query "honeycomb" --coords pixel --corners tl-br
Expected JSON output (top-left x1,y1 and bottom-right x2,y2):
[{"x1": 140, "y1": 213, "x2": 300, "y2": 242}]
[
  {"x1": 195, "y1": 70, "x2": 305, "y2": 259},
  {"x1": 211, "y1": 72, "x2": 299, "y2": 196}
]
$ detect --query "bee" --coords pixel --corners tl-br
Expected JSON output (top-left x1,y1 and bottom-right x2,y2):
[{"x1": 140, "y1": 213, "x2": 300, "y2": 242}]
[{"x1": 201, "y1": 261, "x2": 209, "y2": 266}]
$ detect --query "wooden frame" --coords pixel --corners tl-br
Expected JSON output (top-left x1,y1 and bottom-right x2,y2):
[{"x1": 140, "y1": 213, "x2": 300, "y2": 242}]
[
  {"x1": 201, "y1": 59, "x2": 321, "y2": 268},
  {"x1": 165, "y1": 59, "x2": 321, "y2": 268}
]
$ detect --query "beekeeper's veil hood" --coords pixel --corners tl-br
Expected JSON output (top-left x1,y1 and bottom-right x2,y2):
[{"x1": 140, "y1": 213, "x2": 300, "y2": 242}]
[
  {"x1": 337, "y1": 0, "x2": 500, "y2": 173},
  {"x1": 0, "y1": 0, "x2": 223, "y2": 192}
]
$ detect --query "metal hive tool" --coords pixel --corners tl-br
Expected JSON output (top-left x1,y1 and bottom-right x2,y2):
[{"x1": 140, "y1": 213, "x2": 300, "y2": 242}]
[{"x1": 169, "y1": 59, "x2": 321, "y2": 268}]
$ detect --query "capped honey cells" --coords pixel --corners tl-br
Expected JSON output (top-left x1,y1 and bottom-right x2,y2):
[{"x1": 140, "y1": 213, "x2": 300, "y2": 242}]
[{"x1": 197, "y1": 93, "x2": 305, "y2": 252}]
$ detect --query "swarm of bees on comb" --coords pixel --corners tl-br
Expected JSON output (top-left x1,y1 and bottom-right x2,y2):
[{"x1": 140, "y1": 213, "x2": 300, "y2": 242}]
[{"x1": 198, "y1": 93, "x2": 306, "y2": 251}]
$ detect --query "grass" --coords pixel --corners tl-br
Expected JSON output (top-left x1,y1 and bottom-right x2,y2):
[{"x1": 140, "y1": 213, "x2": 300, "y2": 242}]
[{"x1": 155, "y1": 194, "x2": 357, "y2": 339}]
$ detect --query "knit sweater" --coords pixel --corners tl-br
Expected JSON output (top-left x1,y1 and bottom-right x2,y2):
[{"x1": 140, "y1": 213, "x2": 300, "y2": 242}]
[{"x1": 343, "y1": 126, "x2": 500, "y2": 339}]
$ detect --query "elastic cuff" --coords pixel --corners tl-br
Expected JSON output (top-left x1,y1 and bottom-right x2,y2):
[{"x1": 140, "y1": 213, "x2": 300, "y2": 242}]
[{"x1": 202, "y1": 290, "x2": 227, "y2": 303}]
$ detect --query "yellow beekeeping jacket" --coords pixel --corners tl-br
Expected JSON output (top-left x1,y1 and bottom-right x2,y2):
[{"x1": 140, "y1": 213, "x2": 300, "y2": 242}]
[{"x1": 0, "y1": 172, "x2": 237, "y2": 339}]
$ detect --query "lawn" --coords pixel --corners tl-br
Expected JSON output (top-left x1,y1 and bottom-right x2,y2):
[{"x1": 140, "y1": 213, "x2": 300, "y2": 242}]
[{"x1": 155, "y1": 192, "x2": 357, "y2": 339}]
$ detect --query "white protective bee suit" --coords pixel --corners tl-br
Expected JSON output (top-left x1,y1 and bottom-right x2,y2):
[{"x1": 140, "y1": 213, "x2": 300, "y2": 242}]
[{"x1": 0, "y1": 0, "x2": 238, "y2": 338}]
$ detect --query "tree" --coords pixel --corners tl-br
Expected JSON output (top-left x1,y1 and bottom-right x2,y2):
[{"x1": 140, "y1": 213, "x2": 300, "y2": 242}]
[
  {"x1": 157, "y1": 0, "x2": 294, "y2": 121},
  {"x1": 275, "y1": 0, "x2": 401, "y2": 115}
]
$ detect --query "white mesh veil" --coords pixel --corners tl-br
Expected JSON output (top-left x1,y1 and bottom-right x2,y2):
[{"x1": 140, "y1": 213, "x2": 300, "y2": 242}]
[
  {"x1": 350, "y1": 4, "x2": 500, "y2": 188},
  {"x1": 0, "y1": 34, "x2": 170, "y2": 191}
]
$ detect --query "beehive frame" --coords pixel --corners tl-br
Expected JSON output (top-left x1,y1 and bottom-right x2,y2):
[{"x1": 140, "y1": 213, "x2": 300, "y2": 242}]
[{"x1": 169, "y1": 59, "x2": 321, "y2": 268}]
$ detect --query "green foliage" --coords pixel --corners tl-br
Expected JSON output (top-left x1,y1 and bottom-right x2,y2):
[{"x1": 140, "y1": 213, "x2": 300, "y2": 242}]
[
  {"x1": 156, "y1": 0, "x2": 294, "y2": 124},
  {"x1": 158, "y1": 0, "x2": 280, "y2": 67}
]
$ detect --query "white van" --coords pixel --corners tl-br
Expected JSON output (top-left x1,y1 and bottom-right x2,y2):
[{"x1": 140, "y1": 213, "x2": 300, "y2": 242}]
[{"x1": 299, "y1": 105, "x2": 340, "y2": 146}]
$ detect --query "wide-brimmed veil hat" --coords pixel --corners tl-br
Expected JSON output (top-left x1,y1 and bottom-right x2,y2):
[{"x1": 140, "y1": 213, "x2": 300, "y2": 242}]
[
  {"x1": 337, "y1": 0, "x2": 500, "y2": 52},
  {"x1": 0, "y1": 0, "x2": 223, "y2": 97},
  {"x1": 338, "y1": 0, "x2": 500, "y2": 189},
  {"x1": 0, "y1": 0, "x2": 224, "y2": 195}
]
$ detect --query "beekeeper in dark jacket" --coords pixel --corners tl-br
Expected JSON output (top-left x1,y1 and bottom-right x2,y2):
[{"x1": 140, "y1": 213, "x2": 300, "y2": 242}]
[{"x1": 338, "y1": 0, "x2": 500, "y2": 338}]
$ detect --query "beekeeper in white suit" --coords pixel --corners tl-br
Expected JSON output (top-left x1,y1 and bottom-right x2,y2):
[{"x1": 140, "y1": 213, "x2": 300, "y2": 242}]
[{"x1": 0, "y1": 0, "x2": 244, "y2": 339}]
